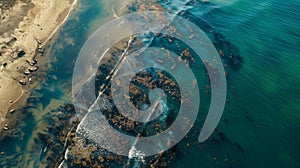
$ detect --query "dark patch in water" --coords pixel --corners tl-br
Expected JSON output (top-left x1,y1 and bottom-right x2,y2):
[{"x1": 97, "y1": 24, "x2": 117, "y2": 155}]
[
  {"x1": 179, "y1": 11, "x2": 243, "y2": 71},
  {"x1": 36, "y1": 104, "x2": 78, "y2": 168}
]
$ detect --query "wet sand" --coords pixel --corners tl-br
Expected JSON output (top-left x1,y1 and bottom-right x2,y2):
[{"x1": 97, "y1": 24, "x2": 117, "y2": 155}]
[{"x1": 0, "y1": 0, "x2": 78, "y2": 128}]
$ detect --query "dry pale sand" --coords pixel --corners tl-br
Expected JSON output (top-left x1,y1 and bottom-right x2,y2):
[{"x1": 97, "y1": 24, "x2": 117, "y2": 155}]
[{"x1": 0, "y1": 0, "x2": 78, "y2": 129}]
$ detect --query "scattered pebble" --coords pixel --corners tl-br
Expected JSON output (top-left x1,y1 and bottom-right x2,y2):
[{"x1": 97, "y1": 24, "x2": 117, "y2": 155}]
[
  {"x1": 26, "y1": 59, "x2": 38, "y2": 66},
  {"x1": 29, "y1": 66, "x2": 39, "y2": 72},
  {"x1": 3, "y1": 124, "x2": 8, "y2": 130},
  {"x1": 24, "y1": 71, "x2": 31, "y2": 75},
  {"x1": 17, "y1": 50, "x2": 26, "y2": 57},
  {"x1": 19, "y1": 80, "x2": 26, "y2": 85},
  {"x1": 38, "y1": 48, "x2": 44, "y2": 56},
  {"x1": 37, "y1": 39, "x2": 42, "y2": 44}
]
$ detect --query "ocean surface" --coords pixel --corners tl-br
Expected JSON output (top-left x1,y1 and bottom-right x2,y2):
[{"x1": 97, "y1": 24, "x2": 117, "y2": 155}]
[{"x1": 0, "y1": 0, "x2": 300, "y2": 167}]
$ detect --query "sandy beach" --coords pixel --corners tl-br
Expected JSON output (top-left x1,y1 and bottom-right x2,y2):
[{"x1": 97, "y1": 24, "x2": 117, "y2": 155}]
[{"x1": 0, "y1": 0, "x2": 77, "y2": 129}]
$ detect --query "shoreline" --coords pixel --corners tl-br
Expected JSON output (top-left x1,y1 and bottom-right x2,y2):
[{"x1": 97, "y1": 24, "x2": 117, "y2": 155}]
[
  {"x1": 0, "y1": 0, "x2": 78, "y2": 130},
  {"x1": 40, "y1": 0, "x2": 79, "y2": 47}
]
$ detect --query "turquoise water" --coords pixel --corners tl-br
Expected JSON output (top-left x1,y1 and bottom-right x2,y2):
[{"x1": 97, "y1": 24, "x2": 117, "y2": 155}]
[
  {"x1": 1, "y1": 0, "x2": 300, "y2": 167},
  {"x1": 205, "y1": 1, "x2": 300, "y2": 167}
]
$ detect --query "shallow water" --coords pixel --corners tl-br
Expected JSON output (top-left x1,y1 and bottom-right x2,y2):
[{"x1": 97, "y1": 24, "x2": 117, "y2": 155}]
[{"x1": 1, "y1": 0, "x2": 300, "y2": 167}]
